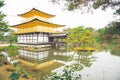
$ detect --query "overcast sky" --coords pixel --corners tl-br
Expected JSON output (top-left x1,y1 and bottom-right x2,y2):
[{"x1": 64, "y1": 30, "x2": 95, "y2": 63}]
[{"x1": 0, "y1": 0, "x2": 115, "y2": 30}]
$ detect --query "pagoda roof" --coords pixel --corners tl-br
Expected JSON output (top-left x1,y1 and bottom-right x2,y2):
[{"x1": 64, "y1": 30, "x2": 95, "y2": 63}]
[
  {"x1": 18, "y1": 8, "x2": 55, "y2": 18},
  {"x1": 10, "y1": 18, "x2": 65, "y2": 28}
]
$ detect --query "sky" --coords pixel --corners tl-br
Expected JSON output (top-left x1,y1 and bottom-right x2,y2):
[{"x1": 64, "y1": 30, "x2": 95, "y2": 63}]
[{"x1": 0, "y1": 0, "x2": 116, "y2": 30}]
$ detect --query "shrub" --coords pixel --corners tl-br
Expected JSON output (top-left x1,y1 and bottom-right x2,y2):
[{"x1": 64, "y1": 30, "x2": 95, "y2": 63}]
[
  {"x1": 13, "y1": 62, "x2": 18, "y2": 68},
  {"x1": 45, "y1": 66, "x2": 81, "y2": 80},
  {"x1": 5, "y1": 45, "x2": 19, "y2": 57},
  {"x1": 22, "y1": 73, "x2": 28, "y2": 79},
  {"x1": 20, "y1": 66, "x2": 24, "y2": 73},
  {"x1": 9, "y1": 71, "x2": 20, "y2": 80}
]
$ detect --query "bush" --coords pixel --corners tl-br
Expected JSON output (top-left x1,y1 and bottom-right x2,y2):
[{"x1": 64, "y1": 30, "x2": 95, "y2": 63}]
[
  {"x1": 20, "y1": 66, "x2": 24, "y2": 73},
  {"x1": 9, "y1": 71, "x2": 20, "y2": 80},
  {"x1": 5, "y1": 45, "x2": 19, "y2": 57},
  {"x1": 22, "y1": 73, "x2": 28, "y2": 79},
  {"x1": 45, "y1": 66, "x2": 81, "y2": 80},
  {"x1": 13, "y1": 62, "x2": 18, "y2": 68}
]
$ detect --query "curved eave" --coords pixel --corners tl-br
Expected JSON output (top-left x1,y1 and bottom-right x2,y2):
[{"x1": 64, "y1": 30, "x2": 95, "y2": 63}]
[
  {"x1": 10, "y1": 18, "x2": 65, "y2": 28},
  {"x1": 18, "y1": 8, "x2": 55, "y2": 18},
  {"x1": 13, "y1": 31, "x2": 59, "y2": 34}
]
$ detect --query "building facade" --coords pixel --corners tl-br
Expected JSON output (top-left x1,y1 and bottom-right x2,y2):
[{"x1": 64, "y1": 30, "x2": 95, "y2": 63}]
[{"x1": 11, "y1": 8, "x2": 64, "y2": 44}]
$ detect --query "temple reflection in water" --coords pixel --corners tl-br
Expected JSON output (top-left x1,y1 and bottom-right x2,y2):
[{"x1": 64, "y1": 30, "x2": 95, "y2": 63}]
[
  {"x1": 18, "y1": 49, "x2": 72, "y2": 63},
  {"x1": 19, "y1": 50, "x2": 49, "y2": 61}
]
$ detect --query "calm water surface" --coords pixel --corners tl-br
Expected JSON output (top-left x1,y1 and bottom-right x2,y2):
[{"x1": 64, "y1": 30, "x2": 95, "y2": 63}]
[
  {"x1": 80, "y1": 51, "x2": 120, "y2": 80},
  {"x1": 18, "y1": 42, "x2": 120, "y2": 80}
]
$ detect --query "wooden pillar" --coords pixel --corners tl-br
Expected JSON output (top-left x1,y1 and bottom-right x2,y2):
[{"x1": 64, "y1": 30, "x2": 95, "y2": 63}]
[
  {"x1": 43, "y1": 33, "x2": 44, "y2": 43},
  {"x1": 21, "y1": 34, "x2": 22, "y2": 43},
  {"x1": 29, "y1": 33, "x2": 30, "y2": 44},
  {"x1": 48, "y1": 33, "x2": 49, "y2": 43},
  {"x1": 37, "y1": 32, "x2": 38, "y2": 44},
  {"x1": 32, "y1": 33, "x2": 33, "y2": 44}
]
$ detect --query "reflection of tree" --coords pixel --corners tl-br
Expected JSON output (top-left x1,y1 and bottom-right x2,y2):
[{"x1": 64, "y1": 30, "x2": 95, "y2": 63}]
[
  {"x1": 109, "y1": 41, "x2": 120, "y2": 56},
  {"x1": 76, "y1": 51, "x2": 96, "y2": 67},
  {"x1": 50, "y1": 49, "x2": 70, "y2": 61},
  {"x1": 110, "y1": 49, "x2": 120, "y2": 56},
  {"x1": 101, "y1": 40, "x2": 120, "y2": 56}
]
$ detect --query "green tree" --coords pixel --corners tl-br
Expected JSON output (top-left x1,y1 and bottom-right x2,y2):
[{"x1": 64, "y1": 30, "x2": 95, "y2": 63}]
[
  {"x1": 51, "y1": 0, "x2": 120, "y2": 42},
  {"x1": 97, "y1": 22, "x2": 120, "y2": 41},
  {"x1": 8, "y1": 34, "x2": 17, "y2": 46},
  {"x1": 0, "y1": 0, "x2": 9, "y2": 32},
  {"x1": 0, "y1": 0, "x2": 10, "y2": 43},
  {"x1": 0, "y1": 32, "x2": 3, "y2": 42},
  {"x1": 66, "y1": 26, "x2": 96, "y2": 49},
  {"x1": 50, "y1": 0, "x2": 120, "y2": 14}
]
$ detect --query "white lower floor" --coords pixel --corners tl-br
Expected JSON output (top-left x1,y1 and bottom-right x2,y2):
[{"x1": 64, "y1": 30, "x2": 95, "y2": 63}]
[{"x1": 17, "y1": 32, "x2": 49, "y2": 44}]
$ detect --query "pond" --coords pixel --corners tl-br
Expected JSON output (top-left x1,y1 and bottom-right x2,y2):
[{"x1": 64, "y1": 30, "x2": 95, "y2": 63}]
[{"x1": 18, "y1": 41, "x2": 120, "y2": 80}]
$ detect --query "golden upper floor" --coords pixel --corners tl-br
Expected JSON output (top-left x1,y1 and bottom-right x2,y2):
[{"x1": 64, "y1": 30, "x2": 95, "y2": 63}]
[
  {"x1": 15, "y1": 26, "x2": 58, "y2": 34},
  {"x1": 11, "y1": 18, "x2": 64, "y2": 34},
  {"x1": 18, "y1": 8, "x2": 55, "y2": 19}
]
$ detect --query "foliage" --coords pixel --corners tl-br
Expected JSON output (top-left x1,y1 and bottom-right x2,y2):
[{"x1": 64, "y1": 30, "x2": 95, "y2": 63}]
[
  {"x1": 97, "y1": 22, "x2": 120, "y2": 41},
  {"x1": 22, "y1": 73, "x2": 28, "y2": 78},
  {"x1": 13, "y1": 62, "x2": 18, "y2": 68},
  {"x1": 0, "y1": 0, "x2": 13, "y2": 44},
  {"x1": 51, "y1": 0, "x2": 120, "y2": 45},
  {"x1": 9, "y1": 71, "x2": 20, "y2": 80},
  {"x1": 0, "y1": 32, "x2": 4, "y2": 42},
  {"x1": 0, "y1": 0, "x2": 9, "y2": 32},
  {"x1": 0, "y1": 0, "x2": 15, "y2": 44},
  {"x1": 45, "y1": 66, "x2": 81, "y2": 80},
  {"x1": 50, "y1": 0, "x2": 120, "y2": 14},
  {"x1": 0, "y1": 0, "x2": 4, "y2": 7},
  {"x1": 66, "y1": 26, "x2": 96, "y2": 50},
  {"x1": 4, "y1": 45, "x2": 19, "y2": 57},
  {"x1": 7, "y1": 34, "x2": 17, "y2": 45}
]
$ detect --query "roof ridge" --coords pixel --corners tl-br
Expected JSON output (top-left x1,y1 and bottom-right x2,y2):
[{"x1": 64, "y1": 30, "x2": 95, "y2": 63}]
[{"x1": 18, "y1": 8, "x2": 55, "y2": 17}]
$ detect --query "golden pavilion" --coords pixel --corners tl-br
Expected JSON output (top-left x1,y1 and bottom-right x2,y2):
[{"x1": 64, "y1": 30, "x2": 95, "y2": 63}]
[{"x1": 11, "y1": 8, "x2": 65, "y2": 44}]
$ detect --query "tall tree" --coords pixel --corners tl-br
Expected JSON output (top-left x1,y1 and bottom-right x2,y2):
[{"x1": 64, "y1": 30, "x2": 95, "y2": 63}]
[
  {"x1": 0, "y1": 0, "x2": 10, "y2": 42},
  {"x1": 0, "y1": 0, "x2": 9, "y2": 33}
]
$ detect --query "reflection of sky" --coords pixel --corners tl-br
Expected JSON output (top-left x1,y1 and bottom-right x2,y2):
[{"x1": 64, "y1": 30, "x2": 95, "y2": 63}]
[{"x1": 79, "y1": 51, "x2": 120, "y2": 80}]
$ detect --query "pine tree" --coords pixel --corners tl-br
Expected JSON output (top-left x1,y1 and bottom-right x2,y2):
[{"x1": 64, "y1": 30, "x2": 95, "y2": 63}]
[{"x1": 0, "y1": 0, "x2": 9, "y2": 42}]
